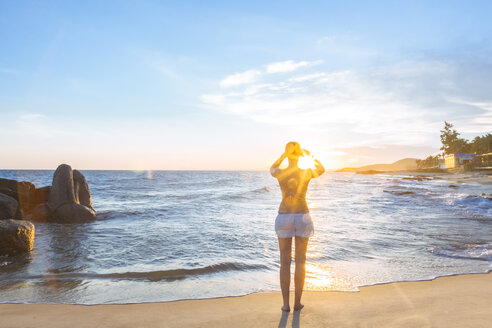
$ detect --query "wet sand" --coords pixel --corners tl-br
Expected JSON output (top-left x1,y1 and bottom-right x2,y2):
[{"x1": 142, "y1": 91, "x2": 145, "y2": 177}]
[{"x1": 1, "y1": 272, "x2": 491, "y2": 327}]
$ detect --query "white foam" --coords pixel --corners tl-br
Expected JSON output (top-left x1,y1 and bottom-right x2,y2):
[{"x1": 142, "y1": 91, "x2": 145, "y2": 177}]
[{"x1": 432, "y1": 244, "x2": 492, "y2": 261}]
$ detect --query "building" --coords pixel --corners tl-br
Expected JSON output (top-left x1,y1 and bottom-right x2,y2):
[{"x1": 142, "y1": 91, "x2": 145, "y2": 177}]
[
  {"x1": 473, "y1": 153, "x2": 492, "y2": 170},
  {"x1": 444, "y1": 153, "x2": 474, "y2": 169}
]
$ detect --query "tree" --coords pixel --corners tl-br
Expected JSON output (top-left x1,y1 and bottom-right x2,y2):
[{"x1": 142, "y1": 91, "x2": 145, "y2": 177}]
[
  {"x1": 416, "y1": 155, "x2": 440, "y2": 169},
  {"x1": 440, "y1": 121, "x2": 471, "y2": 154},
  {"x1": 471, "y1": 133, "x2": 492, "y2": 154}
]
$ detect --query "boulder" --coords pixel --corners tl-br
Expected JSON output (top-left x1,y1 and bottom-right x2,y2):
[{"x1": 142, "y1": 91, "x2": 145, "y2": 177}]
[
  {"x1": 0, "y1": 220, "x2": 35, "y2": 255},
  {"x1": 48, "y1": 164, "x2": 76, "y2": 209},
  {"x1": 0, "y1": 178, "x2": 23, "y2": 192},
  {"x1": 0, "y1": 193, "x2": 19, "y2": 220},
  {"x1": 55, "y1": 203, "x2": 96, "y2": 223},
  {"x1": 73, "y1": 170, "x2": 94, "y2": 210},
  {"x1": 0, "y1": 186, "x2": 17, "y2": 199},
  {"x1": 0, "y1": 178, "x2": 37, "y2": 217},
  {"x1": 32, "y1": 202, "x2": 50, "y2": 222},
  {"x1": 33, "y1": 186, "x2": 51, "y2": 205},
  {"x1": 47, "y1": 164, "x2": 96, "y2": 222}
]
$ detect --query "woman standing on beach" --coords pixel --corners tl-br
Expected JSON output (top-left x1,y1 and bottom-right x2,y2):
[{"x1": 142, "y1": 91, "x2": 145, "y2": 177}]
[{"x1": 270, "y1": 141, "x2": 325, "y2": 312}]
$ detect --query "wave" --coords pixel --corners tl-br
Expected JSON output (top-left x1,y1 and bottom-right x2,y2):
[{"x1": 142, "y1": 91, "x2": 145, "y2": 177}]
[
  {"x1": 0, "y1": 259, "x2": 12, "y2": 267},
  {"x1": 214, "y1": 185, "x2": 272, "y2": 201},
  {"x1": 431, "y1": 244, "x2": 492, "y2": 261},
  {"x1": 13, "y1": 262, "x2": 270, "y2": 282},
  {"x1": 252, "y1": 186, "x2": 270, "y2": 193},
  {"x1": 449, "y1": 195, "x2": 492, "y2": 219}
]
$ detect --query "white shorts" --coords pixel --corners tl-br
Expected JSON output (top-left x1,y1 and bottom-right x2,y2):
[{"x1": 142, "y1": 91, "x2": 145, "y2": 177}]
[{"x1": 275, "y1": 213, "x2": 314, "y2": 238}]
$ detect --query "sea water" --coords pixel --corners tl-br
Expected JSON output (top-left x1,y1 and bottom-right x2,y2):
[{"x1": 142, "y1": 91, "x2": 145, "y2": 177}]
[{"x1": 0, "y1": 170, "x2": 491, "y2": 304}]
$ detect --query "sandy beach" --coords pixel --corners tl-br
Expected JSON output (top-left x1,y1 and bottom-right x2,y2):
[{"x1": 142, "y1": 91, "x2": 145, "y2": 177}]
[{"x1": 1, "y1": 272, "x2": 491, "y2": 328}]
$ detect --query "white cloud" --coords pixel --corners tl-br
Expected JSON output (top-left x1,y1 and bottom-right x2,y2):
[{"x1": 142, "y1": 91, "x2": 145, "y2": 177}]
[
  {"x1": 220, "y1": 69, "x2": 261, "y2": 88},
  {"x1": 265, "y1": 60, "x2": 322, "y2": 74},
  {"x1": 446, "y1": 100, "x2": 492, "y2": 133},
  {"x1": 202, "y1": 59, "x2": 492, "y2": 147}
]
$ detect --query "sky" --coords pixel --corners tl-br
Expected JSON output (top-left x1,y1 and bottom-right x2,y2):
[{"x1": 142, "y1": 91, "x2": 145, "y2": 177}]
[{"x1": 1, "y1": 0, "x2": 491, "y2": 170}]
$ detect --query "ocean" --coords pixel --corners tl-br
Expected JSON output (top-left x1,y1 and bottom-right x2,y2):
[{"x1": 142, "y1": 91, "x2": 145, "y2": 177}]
[{"x1": 0, "y1": 170, "x2": 491, "y2": 304}]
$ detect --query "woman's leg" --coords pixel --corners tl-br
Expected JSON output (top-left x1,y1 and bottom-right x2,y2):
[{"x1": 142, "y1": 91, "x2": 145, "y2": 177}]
[
  {"x1": 278, "y1": 237, "x2": 292, "y2": 311},
  {"x1": 294, "y1": 236, "x2": 309, "y2": 311}
]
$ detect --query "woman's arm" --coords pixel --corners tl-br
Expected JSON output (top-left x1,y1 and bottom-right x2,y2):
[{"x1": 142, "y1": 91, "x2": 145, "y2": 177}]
[
  {"x1": 270, "y1": 153, "x2": 287, "y2": 177},
  {"x1": 311, "y1": 158, "x2": 325, "y2": 178},
  {"x1": 301, "y1": 148, "x2": 325, "y2": 178}
]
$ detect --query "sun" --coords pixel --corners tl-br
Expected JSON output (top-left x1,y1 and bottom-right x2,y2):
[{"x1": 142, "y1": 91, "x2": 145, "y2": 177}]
[{"x1": 298, "y1": 155, "x2": 316, "y2": 169}]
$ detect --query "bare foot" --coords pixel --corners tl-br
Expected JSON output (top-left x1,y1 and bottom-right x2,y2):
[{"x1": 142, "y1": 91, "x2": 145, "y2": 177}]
[
  {"x1": 281, "y1": 305, "x2": 290, "y2": 312},
  {"x1": 293, "y1": 304, "x2": 304, "y2": 311}
]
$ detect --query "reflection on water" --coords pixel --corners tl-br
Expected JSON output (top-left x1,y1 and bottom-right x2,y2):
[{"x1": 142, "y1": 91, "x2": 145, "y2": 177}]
[
  {"x1": 304, "y1": 263, "x2": 353, "y2": 291},
  {"x1": 304, "y1": 239, "x2": 354, "y2": 291},
  {"x1": 0, "y1": 222, "x2": 92, "y2": 303}
]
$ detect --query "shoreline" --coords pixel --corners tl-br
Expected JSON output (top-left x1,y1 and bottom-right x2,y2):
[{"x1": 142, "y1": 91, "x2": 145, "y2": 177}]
[
  {"x1": 1, "y1": 272, "x2": 491, "y2": 327},
  {"x1": 1, "y1": 269, "x2": 491, "y2": 306}
]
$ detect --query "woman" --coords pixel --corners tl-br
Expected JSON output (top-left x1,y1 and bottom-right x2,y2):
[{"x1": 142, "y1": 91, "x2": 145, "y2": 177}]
[{"x1": 270, "y1": 141, "x2": 325, "y2": 312}]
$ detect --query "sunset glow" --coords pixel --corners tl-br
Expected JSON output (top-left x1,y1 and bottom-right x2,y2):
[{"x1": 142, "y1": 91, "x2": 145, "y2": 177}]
[{"x1": 298, "y1": 155, "x2": 316, "y2": 170}]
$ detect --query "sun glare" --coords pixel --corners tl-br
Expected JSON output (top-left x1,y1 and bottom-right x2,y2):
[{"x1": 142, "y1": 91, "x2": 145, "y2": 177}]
[
  {"x1": 298, "y1": 155, "x2": 316, "y2": 169},
  {"x1": 303, "y1": 263, "x2": 352, "y2": 291}
]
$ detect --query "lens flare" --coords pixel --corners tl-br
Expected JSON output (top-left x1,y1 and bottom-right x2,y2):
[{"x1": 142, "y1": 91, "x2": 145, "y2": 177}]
[{"x1": 298, "y1": 155, "x2": 316, "y2": 169}]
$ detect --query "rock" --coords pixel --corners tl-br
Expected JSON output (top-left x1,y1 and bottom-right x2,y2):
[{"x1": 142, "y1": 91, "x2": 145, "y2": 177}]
[
  {"x1": 383, "y1": 190, "x2": 415, "y2": 196},
  {"x1": 402, "y1": 177, "x2": 431, "y2": 181},
  {"x1": 0, "y1": 178, "x2": 37, "y2": 217},
  {"x1": 0, "y1": 194, "x2": 19, "y2": 220},
  {"x1": 73, "y1": 170, "x2": 94, "y2": 210},
  {"x1": 47, "y1": 164, "x2": 96, "y2": 222},
  {"x1": 0, "y1": 220, "x2": 35, "y2": 255},
  {"x1": 33, "y1": 186, "x2": 51, "y2": 205},
  {"x1": 55, "y1": 203, "x2": 96, "y2": 223},
  {"x1": 448, "y1": 184, "x2": 459, "y2": 188},
  {"x1": 32, "y1": 203, "x2": 50, "y2": 222},
  {"x1": 0, "y1": 178, "x2": 22, "y2": 192},
  {"x1": 48, "y1": 164, "x2": 76, "y2": 210},
  {"x1": 0, "y1": 186, "x2": 17, "y2": 199}
]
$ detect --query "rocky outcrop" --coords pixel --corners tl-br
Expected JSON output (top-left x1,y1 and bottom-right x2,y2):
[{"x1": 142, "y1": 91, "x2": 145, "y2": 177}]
[
  {"x1": 47, "y1": 164, "x2": 96, "y2": 222},
  {"x1": 0, "y1": 193, "x2": 19, "y2": 220},
  {"x1": 0, "y1": 165, "x2": 96, "y2": 223},
  {"x1": 0, "y1": 164, "x2": 96, "y2": 256},
  {"x1": 0, "y1": 220, "x2": 35, "y2": 255},
  {"x1": 0, "y1": 178, "x2": 48, "y2": 219}
]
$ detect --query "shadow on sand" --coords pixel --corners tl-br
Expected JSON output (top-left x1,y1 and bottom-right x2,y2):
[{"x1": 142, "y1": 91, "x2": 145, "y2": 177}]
[{"x1": 278, "y1": 310, "x2": 301, "y2": 328}]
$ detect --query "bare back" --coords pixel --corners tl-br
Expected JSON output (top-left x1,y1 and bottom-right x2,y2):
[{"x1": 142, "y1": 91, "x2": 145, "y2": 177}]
[{"x1": 276, "y1": 167, "x2": 313, "y2": 213}]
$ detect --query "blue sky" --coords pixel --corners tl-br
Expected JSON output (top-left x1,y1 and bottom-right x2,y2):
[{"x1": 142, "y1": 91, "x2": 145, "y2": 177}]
[{"x1": 1, "y1": 1, "x2": 491, "y2": 169}]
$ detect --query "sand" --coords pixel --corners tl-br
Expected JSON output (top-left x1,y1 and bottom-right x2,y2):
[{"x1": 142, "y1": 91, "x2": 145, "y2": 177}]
[{"x1": 1, "y1": 272, "x2": 491, "y2": 328}]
